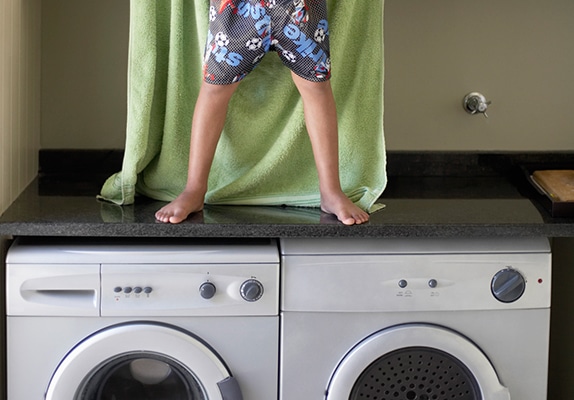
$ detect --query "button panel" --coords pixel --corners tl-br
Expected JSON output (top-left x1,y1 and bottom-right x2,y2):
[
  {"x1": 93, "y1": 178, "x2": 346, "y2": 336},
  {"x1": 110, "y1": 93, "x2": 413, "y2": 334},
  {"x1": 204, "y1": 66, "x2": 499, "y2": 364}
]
[
  {"x1": 101, "y1": 263, "x2": 279, "y2": 317},
  {"x1": 113, "y1": 286, "x2": 153, "y2": 296}
]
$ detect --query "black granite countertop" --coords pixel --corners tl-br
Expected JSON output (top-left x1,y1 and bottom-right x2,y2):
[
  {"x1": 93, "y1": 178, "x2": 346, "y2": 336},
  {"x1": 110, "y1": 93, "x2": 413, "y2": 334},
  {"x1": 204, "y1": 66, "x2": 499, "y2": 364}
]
[{"x1": 1, "y1": 151, "x2": 574, "y2": 238}]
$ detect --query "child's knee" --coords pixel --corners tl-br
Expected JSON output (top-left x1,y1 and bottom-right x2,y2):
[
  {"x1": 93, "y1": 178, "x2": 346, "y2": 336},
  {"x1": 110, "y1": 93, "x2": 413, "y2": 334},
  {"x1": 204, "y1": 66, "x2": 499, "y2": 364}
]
[
  {"x1": 201, "y1": 81, "x2": 240, "y2": 99},
  {"x1": 292, "y1": 72, "x2": 331, "y2": 94}
]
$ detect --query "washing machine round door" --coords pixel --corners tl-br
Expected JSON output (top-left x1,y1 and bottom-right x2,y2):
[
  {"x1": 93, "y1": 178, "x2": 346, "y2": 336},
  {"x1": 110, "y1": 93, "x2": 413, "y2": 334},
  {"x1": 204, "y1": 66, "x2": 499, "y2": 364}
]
[
  {"x1": 46, "y1": 322, "x2": 242, "y2": 400},
  {"x1": 326, "y1": 324, "x2": 510, "y2": 400}
]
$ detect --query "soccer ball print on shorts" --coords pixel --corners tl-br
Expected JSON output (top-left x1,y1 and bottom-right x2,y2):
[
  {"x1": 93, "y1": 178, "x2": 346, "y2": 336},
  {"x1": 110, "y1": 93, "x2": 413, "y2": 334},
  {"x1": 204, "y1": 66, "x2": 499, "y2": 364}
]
[{"x1": 203, "y1": 0, "x2": 331, "y2": 84}]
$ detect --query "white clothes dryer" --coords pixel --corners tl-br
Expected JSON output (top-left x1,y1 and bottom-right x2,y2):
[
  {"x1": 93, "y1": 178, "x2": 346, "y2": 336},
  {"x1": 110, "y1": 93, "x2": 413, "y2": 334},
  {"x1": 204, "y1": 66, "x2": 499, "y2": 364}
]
[
  {"x1": 6, "y1": 237, "x2": 280, "y2": 400},
  {"x1": 279, "y1": 237, "x2": 551, "y2": 400}
]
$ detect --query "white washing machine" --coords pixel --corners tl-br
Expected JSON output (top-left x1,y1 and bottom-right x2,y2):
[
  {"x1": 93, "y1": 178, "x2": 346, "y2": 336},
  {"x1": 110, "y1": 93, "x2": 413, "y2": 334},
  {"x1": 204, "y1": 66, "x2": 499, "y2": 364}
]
[
  {"x1": 279, "y1": 237, "x2": 552, "y2": 400},
  {"x1": 6, "y1": 237, "x2": 280, "y2": 400}
]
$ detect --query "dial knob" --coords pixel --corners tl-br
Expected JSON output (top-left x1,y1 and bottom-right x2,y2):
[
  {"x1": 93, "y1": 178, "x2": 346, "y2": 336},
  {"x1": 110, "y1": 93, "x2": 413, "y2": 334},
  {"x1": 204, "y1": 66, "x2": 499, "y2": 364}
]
[
  {"x1": 240, "y1": 279, "x2": 264, "y2": 302},
  {"x1": 199, "y1": 282, "x2": 217, "y2": 299},
  {"x1": 491, "y1": 268, "x2": 526, "y2": 303}
]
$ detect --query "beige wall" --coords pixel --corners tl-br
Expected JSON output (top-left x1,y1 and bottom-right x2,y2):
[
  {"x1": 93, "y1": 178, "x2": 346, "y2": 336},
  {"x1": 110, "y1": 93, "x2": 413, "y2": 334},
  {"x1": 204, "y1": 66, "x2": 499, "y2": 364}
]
[
  {"x1": 40, "y1": 0, "x2": 574, "y2": 151},
  {"x1": 41, "y1": 0, "x2": 129, "y2": 149},
  {"x1": 0, "y1": 0, "x2": 41, "y2": 216},
  {"x1": 385, "y1": 0, "x2": 574, "y2": 151}
]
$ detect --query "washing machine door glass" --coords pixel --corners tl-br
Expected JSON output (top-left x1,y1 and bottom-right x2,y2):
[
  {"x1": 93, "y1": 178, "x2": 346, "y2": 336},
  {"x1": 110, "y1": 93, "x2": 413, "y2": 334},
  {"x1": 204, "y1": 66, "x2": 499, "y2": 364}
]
[
  {"x1": 46, "y1": 322, "x2": 243, "y2": 400},
  {"x1": 76, "y1": 353, "x2": 205, "y2": 399},
  {"x1": 326, "y1": 324, "x2": 511, "y2": 400}
]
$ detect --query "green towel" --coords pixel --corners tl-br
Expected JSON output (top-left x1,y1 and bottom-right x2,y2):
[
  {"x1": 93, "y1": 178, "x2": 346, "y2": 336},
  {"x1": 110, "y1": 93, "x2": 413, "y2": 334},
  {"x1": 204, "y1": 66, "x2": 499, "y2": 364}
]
[{"x1": 99, "y1": 0, "x2": 386, "y2": 213}]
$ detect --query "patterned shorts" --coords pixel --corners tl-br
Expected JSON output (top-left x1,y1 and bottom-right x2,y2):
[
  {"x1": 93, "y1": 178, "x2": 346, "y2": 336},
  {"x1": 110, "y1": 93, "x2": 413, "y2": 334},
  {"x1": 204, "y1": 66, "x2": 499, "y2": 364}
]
[{"x1": 203, "y1": 0, "x2": 331, "y2": 84}]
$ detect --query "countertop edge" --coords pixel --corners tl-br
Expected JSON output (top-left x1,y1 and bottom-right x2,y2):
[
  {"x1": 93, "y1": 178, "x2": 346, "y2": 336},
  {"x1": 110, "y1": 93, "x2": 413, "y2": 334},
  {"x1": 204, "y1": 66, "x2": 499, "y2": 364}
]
[{"x1": 0, "y1": 222, "x2": 564, "y2": 238}]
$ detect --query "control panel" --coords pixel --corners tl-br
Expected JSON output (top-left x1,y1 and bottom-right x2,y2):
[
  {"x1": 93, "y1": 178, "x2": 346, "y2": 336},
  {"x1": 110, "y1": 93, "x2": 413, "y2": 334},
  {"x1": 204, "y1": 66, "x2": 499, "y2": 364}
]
[
  {"x1": 102, "y1": 264, "x2": 277, "y2": 317},
  {"x1": 282, "y1": 252, "x2": 551, "y2": 313},
  {"x1": 6, "y1": 238, "x2": 280, "y2": 317},
  {"x1": 391, "y1": 268, "x2": 528, "y2": 304}
]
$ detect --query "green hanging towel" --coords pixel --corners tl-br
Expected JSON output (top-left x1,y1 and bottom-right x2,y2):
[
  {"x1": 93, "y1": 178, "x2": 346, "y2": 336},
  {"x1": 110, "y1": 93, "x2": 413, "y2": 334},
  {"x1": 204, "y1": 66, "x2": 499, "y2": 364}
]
[{"x1": 99, "y1": 0, "x2": 386, "y2": 213}]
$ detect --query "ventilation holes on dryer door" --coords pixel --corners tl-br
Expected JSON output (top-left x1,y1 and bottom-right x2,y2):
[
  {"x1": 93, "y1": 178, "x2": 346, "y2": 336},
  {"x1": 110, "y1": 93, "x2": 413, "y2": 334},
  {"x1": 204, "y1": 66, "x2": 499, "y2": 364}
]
[{"x1": 349, "y1": 347, "x2": 481, "y2": 400}]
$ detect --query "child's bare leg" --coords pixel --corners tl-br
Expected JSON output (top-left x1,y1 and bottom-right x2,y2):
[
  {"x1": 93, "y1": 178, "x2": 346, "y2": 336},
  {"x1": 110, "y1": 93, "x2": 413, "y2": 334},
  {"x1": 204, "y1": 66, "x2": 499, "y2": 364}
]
[
  {"x1": 155, "y1": 81, "x2": 240, "y2": 224},
  {"x1": 291, "y1": 72, "x2": 369, "y2": 225}
]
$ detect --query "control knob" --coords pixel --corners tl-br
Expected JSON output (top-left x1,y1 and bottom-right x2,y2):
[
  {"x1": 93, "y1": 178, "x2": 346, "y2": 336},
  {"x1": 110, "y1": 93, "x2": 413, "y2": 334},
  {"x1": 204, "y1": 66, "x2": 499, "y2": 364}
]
[
  {"x1": 199, "y1": 282, "x2": 217, "y2": 299},
  {"x1": 240, "y1": 279, "x2": 264, "y2": 302},
  {"x1": 491, "y1": 268, "x2": 526, "y2": 303}
]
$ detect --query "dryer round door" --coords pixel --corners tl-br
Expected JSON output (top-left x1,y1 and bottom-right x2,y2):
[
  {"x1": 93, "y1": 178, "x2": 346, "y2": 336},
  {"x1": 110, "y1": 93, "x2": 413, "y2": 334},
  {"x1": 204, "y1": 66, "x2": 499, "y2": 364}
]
[
  {"x1": 46, "y1": 322, "x2": 242, "y2": 400},
  {"x1": 326, "y1": 324, "x2": 510, "y2": 400}
]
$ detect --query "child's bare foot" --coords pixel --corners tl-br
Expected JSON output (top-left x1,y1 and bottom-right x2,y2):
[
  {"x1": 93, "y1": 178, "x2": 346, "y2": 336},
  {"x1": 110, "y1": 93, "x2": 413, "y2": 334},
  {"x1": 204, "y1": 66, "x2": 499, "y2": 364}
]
[
  {"x1": 155, "y1": 190, "x2": 205, "y2": 224},
  {"x1": 321, "y1": 192, "x2": 369, "y2": 226}
]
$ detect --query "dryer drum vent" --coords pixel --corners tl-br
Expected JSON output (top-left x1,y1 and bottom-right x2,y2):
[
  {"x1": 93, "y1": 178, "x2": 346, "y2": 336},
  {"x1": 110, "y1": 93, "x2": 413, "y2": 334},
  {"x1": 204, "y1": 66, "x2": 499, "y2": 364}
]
[{"x1": 350, "y1": 347, "x2": 481, "y2": 400}]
